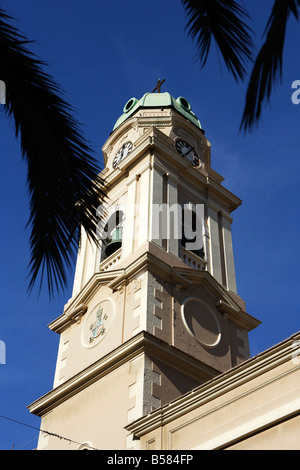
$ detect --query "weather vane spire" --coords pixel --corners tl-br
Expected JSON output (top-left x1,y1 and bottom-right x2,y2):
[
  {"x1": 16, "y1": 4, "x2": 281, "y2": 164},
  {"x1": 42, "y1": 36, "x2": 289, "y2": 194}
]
[{"x1": 152, "y1": 78, "x2": 166, "y2": 93}]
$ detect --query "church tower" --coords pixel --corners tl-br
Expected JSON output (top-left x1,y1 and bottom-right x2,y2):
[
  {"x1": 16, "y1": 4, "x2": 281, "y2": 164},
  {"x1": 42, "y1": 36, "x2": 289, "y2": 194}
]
[{"x1": 28, "y1": 86, "x2": 260, "y2": 450}]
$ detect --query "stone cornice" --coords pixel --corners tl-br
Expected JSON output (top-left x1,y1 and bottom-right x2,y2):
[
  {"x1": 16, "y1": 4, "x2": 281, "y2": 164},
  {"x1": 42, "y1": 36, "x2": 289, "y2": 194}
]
[
  {"x1": 125, "y1": 331, "x2": 300, "y2": 439},
  {"x1": 48, "y1": 303, "x2": 88, "y2": 333},
  {"x1": 27, "y1": 331, "x2": 219, "y2": 418},
  {"x1": 216, "y1": 300, "x2": 260, "y2": 331},
  {"x1": 49, "y1": 242, "x2": 259, "y2": 334},
  {"x1": 48, "y1": 269, "x2": 122, "y2": 333}
]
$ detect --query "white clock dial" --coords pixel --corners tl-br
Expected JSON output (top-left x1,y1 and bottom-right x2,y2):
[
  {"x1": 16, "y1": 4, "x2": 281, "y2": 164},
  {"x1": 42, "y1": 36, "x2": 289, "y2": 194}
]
[
  {"x1": 175, "y1": 139, "x2": 201, "y2": 168},
  {"x1": 113, "y1": 141, "x2": 133, "y2": 168}
]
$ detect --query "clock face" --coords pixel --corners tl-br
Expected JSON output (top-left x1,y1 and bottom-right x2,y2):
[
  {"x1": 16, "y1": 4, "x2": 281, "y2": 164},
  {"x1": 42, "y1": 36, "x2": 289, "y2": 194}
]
[
  {"x1": 113, "y1": 141, "x2": 133, "y2": 168},
  {"x1": 175, "y1": 139, "x2": 201, "y2": 168}
]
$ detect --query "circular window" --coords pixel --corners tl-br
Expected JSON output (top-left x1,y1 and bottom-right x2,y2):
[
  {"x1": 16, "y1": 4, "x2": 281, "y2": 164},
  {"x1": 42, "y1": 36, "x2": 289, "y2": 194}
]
[
  {"x1": 123, "y1": 97, "x2": 138, "y2": 113},
  {"x1": 181, "y1": 298, "x2": 221, "y2": 348}
]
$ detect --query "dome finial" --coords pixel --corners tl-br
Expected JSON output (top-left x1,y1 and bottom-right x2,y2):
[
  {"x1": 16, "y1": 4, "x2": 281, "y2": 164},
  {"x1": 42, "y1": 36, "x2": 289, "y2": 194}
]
[{"x1": 152, "y1": 78, "x2": 166, "y2": 93}]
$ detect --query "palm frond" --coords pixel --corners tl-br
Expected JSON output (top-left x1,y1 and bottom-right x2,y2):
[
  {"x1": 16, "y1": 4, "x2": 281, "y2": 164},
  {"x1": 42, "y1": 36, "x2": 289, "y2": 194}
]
[
  {"x1": 241, "y1": 0, "x2": 300, "y2": 131},
  {"x1": 181, "y1": 0, "x2": 254, "y2": 81},
  {"x1": 0, "y1": 8, "x2": 106, "y2": 296}
]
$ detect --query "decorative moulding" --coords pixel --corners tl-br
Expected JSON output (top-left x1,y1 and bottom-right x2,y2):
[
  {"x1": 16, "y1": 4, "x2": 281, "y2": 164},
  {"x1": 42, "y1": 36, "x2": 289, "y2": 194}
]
[
  {"x1": 27, "y1": 330, "x2": 218, "y2": 418},
  {"x1": 125, "y1": 332, "x2": 300, "y2": 440}
]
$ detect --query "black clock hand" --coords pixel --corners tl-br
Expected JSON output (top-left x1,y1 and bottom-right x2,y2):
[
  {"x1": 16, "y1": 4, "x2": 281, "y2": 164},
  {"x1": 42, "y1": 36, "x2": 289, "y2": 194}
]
[{"x1": 185, "y1": 149, "x2": 195, "y2": 160}]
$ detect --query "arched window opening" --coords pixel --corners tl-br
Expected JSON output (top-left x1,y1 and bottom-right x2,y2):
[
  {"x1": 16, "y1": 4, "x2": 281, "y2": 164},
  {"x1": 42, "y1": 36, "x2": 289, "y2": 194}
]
[
  {"x1": 101, "y1": 210, "x2": 123, "y2": 262},
  {"x1": 181, "y1": 207, "x2": 204, "y2": 259}
]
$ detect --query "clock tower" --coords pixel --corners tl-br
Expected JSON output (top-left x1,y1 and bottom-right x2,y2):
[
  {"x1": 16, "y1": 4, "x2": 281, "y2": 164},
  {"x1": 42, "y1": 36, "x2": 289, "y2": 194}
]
[{"x1": 28, "y1": 89, "x2": 260, "y2": 450}]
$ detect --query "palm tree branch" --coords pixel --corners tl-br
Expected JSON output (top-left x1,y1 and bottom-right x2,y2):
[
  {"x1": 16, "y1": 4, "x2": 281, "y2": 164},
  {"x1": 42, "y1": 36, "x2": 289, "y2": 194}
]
[
  {"x1": 241, "y1": 0, "x2": 300, "y2": 131},
  {"x1": 0, "y1": 8, "x2": 106, "y2": 296},
  {"x1": 181, "y1": 0, "x2": 254, "y2": 81}
]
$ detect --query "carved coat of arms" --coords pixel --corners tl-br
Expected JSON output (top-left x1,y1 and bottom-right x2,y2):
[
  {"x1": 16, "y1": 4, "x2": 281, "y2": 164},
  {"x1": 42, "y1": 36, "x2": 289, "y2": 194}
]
[{"x1": 89, "y1": 306, "x2": 108, "y2": 343}]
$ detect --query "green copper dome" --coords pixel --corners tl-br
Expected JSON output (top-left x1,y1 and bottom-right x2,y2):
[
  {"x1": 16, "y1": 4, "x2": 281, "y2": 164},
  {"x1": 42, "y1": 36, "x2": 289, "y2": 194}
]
[{"x1": 112, "y1": 92, "x2": 202, "y2": 131}]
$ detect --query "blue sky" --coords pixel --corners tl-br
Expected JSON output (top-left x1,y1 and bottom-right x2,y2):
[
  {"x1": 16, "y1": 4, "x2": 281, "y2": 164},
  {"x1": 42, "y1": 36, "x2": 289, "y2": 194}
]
[{"x1": 0, "y1": 0, "x2": 299, "y2": 450}]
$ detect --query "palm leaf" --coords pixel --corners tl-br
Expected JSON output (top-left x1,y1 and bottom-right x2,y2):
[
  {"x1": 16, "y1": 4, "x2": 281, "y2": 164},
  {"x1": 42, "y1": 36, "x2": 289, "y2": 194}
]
[
  {"x1": 241, "y1": 0, "x2": 300, "y2": 131},
  {"x1": 181, "y1": 0, "x2": 254, "y2": 81},
  {"x1": 0, "y1": 8, "x2": 106, "y2": 296}
]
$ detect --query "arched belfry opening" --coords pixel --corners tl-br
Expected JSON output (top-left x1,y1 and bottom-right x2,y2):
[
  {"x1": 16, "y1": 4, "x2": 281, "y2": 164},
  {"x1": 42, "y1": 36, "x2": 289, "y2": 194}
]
[
  {"x1": 101, "y1": 209, "x2": 124, "y2": 261},
  {"x1": 181, "y1": 203, "x2": 204, "y2": 259}
]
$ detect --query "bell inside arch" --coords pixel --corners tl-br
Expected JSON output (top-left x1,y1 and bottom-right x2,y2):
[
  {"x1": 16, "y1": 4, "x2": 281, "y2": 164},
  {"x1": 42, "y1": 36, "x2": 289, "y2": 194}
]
[{"x1": 103, "y1": 227, "x2": 123, "y2": 258}]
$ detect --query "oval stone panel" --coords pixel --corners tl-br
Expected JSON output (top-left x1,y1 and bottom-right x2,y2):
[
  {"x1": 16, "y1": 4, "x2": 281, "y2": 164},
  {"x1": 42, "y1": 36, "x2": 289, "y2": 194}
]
[{"x1": 181, "y1": 297, "x2": 221, "y2": 348}]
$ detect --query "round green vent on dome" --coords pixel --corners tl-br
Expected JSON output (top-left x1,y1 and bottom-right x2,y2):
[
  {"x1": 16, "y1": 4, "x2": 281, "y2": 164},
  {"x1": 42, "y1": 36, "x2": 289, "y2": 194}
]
[
  {"x1": 176, "y1": 96, "x2": 192, "y2": 112},
  {"x1": 123, "y1": 98, "x2": 138, "y2": 113},
  {"x1": 112, "y1": 92, "x2": 202, "y2": 132}
]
